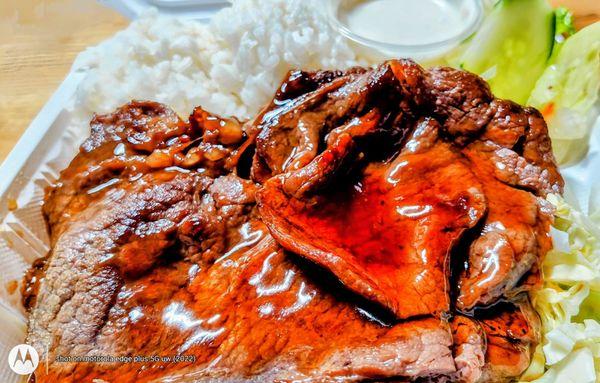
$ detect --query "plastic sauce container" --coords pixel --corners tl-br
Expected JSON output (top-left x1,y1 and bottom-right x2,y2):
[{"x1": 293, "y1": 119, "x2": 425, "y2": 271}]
[{"x1": 328, "y1": 0, "x2": 483, "y2": 60}]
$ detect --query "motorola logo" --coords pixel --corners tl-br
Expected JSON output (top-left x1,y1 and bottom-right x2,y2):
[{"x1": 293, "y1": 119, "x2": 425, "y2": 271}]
[{"x1": 7, "y1": 344, "x2": 39, "y2": 375}]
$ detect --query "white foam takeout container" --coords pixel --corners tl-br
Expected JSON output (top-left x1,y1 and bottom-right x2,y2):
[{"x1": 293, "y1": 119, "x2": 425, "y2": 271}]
[{"x1": 0, "y1": 1, "x2": 598, "y2": 382}]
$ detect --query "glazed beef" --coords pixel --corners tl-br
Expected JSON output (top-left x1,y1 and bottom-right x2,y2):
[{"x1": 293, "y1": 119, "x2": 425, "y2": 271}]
[
  {"x1": 26, "y1": 59, "x2": 562, "y2": 383},
  {"x1": 256, "y1": 61, "x2": 561, "y2": 315},
  {"x1": 251, "y1": 60, "x2": 425, "y2": 185},
  {"x1": 28, "y1": 101, "x2": 458, "y2": 383},
  {"x1": 450, "y1": 298, "x2": 539, "y2": 383},
  {"x1": 258, "y1": 117, "x2": 487, "y2": 319}
]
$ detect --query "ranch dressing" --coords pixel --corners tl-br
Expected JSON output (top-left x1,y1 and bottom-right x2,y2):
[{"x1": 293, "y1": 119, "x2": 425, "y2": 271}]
[{"x1": 340, "y1": 0, "x2": 466, "y2": 46}]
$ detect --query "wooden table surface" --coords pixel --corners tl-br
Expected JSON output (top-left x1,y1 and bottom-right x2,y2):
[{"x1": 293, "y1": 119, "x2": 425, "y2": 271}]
[
  {"x1": 0, "y1": 0, "x2": 128, "y2": 162},
  {"x1": 0, "y1": 0, "x2": 598, "y2": 164}
]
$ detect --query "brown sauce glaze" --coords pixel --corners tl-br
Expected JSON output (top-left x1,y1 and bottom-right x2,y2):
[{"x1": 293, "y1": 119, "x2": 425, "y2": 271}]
[
  {"x1": 33, "y1": 221, "x2": 456, "y2": 382},
  {"x1": 457, "y1": 145, "x2": 553, "y2": 310},
  {"x1": 22, "y1": 257, "x2": 47, "y2": 311},
  {"x1": 26, "y1": 60, "x2": 564, "y2": 383},
  {"x1": 258, "y1": 140, "x2": 486, "y2": 319},
  {"x1": 476, "y1": 299, "x2": 540, "y2": 381}
]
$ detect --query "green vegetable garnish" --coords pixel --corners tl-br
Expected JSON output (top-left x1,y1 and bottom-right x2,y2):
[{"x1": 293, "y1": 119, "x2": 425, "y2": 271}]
[
  {"x1": 456, "y1": 0, "x2": 555, "y2": 104},
  {"x1": 529, "y1": 22, "x2": 600, "y2": 165}
]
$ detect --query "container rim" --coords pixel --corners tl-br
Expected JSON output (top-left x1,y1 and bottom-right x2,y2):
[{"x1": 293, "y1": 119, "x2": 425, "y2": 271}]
[{"x1": 327, "y1": 0, "x2": 484, "y2": 54}]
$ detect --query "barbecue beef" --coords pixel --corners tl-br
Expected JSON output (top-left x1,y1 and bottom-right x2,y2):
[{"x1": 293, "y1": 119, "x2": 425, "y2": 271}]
[
  {"x1": 25, "y1": 59, "x2": 563, "y2": 383},
  {"x1": 258, "y1": 117, "x2": 487, "y2": 319}
]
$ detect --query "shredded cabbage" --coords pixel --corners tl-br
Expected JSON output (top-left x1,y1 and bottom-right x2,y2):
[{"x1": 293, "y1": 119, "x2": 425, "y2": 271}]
[
  {"x1": 528, "y1": 22, "x2": 600, "y2": 165},
  {"x1": 520, "y1": 195, "x2": 600, "y2": 382}
]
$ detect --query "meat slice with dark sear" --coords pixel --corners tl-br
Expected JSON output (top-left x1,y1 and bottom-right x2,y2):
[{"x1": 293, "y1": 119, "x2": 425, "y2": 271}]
[
  {"x1": 27, "y1": 170, "x2": 203, "y2": 359},
  {"x1": 258, "y1": 118, "x2": 486, "y2": 319},
  {"x1": 33, "y1": 231, "x2": 458, "y2": 382},
  {"x1": 251, "y1": 60, "x2": 426, "y2": 183},
  {"x1": 456, "y1": 144, "x2": 554, "y2": 310},
  {"x1": 422, "y1": 67, "x2": 562, "y2": 310},
  {"x1": 424, "y1": 66, "x2": 494, "y2": 141},
  {"x1": 26, "y1": 59, "x2": 564, "y2": 383},
  {"x1": 43, "y1": 101, "x2": 194, "y2": 241},
  {"x1": 28, "y1": 101, "x2": 460, "y2": 383},
  {"x1": 450, "y1": 296, "x2": 539, "y2": 383},
  {"x1": 44, "y1": 101, "x2": 248, "y2": 243},
  {"x1": 451, "y1": 316, "x2": 486, "y2": 383},
  {"x1": 425, "y1": 67, "x2": 563, "y2": 196},
  {"x1": 477, "y1": 297, "x2": 540, "y2": 382}
]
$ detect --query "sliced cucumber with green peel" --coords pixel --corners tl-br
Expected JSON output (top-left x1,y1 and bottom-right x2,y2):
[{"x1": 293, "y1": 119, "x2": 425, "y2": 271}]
[{"x1": 457, "y1": 0, "x2": 554, "y2": 104}]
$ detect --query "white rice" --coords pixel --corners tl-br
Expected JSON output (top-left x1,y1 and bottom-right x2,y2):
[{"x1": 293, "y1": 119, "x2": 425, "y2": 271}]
[{"x1": 71, "y1": 0, "x2": 367, "y2": 121}]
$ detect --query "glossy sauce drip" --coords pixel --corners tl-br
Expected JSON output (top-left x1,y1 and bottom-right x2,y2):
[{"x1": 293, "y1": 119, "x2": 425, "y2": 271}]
[
  {"x1": 477, "y1": 301, "x2": 538, "y2": 374},
  {"x1": 22, "y1": 257, "x2": 46, "y2": 311},
  {"x1": 33, "y1": 217, "x2": 442, "y2": 382},
  {"x1": 457, "y1": 145, "x2": 553, "y2": 310},
  {"x1": 309, "y1": 163, "x2": 463, "y2": 271},
  {"x1": 260, "y1": 142, "x2": 485, "y2": 318}
]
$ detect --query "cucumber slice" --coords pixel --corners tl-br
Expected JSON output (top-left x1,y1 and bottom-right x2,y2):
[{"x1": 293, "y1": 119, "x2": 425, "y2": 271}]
[{"x1": 457, "y1": 0, "x2": 554, "y2": 104}]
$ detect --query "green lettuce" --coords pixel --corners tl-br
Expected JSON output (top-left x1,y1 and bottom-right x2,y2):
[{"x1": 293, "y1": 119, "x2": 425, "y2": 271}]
[
  {"x1": 528, "y1": 22, "x2": 600, "y2": 165},
  {"x1": 575, "y1": 290, "x2": 600, "y2": 323}
]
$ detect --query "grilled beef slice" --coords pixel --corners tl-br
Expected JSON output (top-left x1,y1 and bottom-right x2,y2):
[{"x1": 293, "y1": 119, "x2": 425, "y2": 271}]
[
  {"x1": 28, "y1": 101, "x2": 457, "y2": 383},
  {"x1": 26, "y1": 59, "x2": 562, "y2": 383},
  {"x1": 256, "y1": 60, "x2": 562, "y2": 315},
  {"x1": 258, "y1": 117, "x2": 486, "y2": 319}
]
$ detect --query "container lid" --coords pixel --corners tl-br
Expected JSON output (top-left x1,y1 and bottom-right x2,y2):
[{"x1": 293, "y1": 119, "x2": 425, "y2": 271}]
[
  {"x1": 100, "y1": 0, "x2": 230, "y2": 20},
  {"x1": 328, "y1": 0, "x2": 483, "y2": 60}
]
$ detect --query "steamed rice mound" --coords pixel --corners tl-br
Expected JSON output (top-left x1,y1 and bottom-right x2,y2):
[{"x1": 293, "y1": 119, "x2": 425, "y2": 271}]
[{"x1": 71, "y1": 0, "x2": 366, "y2": 121}]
